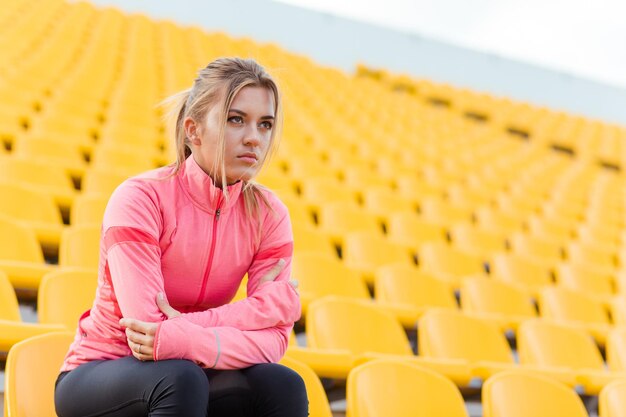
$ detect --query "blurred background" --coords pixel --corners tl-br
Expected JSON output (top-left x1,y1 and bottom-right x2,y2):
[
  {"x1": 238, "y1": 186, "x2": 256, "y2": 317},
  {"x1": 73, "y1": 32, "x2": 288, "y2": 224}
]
[{"x1": 2, "y1": 1, "x2": 626, "y2": 416}]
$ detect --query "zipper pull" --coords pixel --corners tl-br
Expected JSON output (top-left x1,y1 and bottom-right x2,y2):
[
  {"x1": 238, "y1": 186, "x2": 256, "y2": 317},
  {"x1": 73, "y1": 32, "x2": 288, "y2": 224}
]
[{"x1": 216, "y1": 209, "x2": 221, "y2": 219}]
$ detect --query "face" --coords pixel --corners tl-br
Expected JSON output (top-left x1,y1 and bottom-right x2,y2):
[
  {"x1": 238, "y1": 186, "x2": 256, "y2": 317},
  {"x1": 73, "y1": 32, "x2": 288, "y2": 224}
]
[{"x1": 186, "y1": 86, "x2": 275, "y2": 185}]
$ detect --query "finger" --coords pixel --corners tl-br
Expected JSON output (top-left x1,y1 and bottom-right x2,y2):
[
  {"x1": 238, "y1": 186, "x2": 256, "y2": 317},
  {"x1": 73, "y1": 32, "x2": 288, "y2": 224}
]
[
  {"x1": 120, "y1": 318, "x2": 157, "y2": 336},
  {"x1": 260, "y1": 258, "x2": 286, "y2": 284},
  {"x1": 156, "y1": 292, "x2": 181, "y2": 319},
  {"x1": 129, "y1": 341, "x2": 154, "y2": 361},
  {"x1": 125, "y1": 328, "x2": 154, "y2": 347}
]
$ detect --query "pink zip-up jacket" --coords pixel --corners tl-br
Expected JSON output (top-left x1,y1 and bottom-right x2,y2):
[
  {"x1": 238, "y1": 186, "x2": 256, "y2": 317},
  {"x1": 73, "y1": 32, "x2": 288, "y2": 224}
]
[{"x1": 61, "y1": 156, "x2": 301, "y2": 371}]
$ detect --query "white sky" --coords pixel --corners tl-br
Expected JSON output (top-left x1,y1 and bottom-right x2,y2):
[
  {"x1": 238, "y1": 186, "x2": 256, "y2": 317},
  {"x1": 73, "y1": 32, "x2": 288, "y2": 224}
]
[{"x1": 277, "y1": 0, "x2": 626, "y2": 89}]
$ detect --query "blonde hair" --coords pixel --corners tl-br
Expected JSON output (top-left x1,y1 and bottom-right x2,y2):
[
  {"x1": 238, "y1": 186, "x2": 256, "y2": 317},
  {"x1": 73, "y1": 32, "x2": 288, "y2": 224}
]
[{"x1": 163, "y1": 57, "x2": 282, "y2": 218}]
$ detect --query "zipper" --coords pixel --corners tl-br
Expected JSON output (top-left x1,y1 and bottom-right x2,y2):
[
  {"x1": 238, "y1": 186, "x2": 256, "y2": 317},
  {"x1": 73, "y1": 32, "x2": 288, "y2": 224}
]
[{"x1": 195, "y1": 193, "x2": 223, "y2": 306}]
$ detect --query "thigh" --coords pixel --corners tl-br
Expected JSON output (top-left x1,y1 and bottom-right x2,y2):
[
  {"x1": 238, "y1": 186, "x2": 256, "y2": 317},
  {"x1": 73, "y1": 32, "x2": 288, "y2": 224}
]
[
  {"x1": 204, "y1": 363, "x2": 308, "y2": 417},
  {"x1": 55, "y1": 357, "x2": 209, "y2": 417}
]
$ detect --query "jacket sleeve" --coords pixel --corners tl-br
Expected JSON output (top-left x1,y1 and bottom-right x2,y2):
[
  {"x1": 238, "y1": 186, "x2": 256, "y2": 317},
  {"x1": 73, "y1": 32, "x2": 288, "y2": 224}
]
[
  {"x1": 178, "y1": 194, "x2": 301, "y2": 331},
  {"x1": 102, "y1": 180, "x2": 167, "y2": 324},
  {"x1": 154, "y1": 319, "x2": 292, "y2": 369}
]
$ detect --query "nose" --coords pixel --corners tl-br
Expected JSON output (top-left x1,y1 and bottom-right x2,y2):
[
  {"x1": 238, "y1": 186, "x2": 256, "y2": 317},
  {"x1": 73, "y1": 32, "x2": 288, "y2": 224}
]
[{"x1": 243, "y1": 125, "x2": 261, "y2": 147}]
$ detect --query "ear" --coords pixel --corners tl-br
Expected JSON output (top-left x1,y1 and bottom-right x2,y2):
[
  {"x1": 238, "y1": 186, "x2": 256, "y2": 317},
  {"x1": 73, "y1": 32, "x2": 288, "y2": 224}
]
[{"x1": 183, "y1": 117, "x2": 201, "y2": 146}]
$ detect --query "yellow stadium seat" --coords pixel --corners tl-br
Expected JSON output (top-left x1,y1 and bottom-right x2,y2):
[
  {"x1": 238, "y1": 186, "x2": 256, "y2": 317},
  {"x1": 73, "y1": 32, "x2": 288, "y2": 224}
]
[
  {"x1": 13, "y1": 136, "x2": 87, "y2": 177},
  {"x1": 303, "y1": 296, "x2": 472, "y2": 385},
  {"x1": 342, "y1": 232, "x2": 415, "y2": 286},
  {"x1": 418, "y1": 242, "x2": 485, "y2": 288},
  {"x1": 460, "y1": 276, "x2": 537, "y2": 331},
  {"x1": 418, "y1": 309, "x2": 514, "y2": 377},
  {"x1": 90, "y1": 145, "x2": 161, "y2": 174},
  {"x1": 449, "y1": 223, "x2": 508, "y2": 260},
  {"x1": 526, "y1": 215, "x2": 575, "y2": 243},
  {"x1": 482, "y1": 371, "x2": 589, "y2": 417},
  {"x1": 347, "y1": 359, "x2": 469, "y2": 417},
  {"x1": 70, "y1": 193, "x2": 109, "y2": 226},
  {"x1": 490, "y1": 252, "x2": 553, "y2": 296},
  {"x1": 509, "y1": 233, "x2": 564, "y2": 269},
  {"x1": 37, "y1": 269, "x2": 98, "y2": 330},
  {"x1": 0, "y1": 156, "x2": 77, "y2": 210},
  {"x1": 375, "y1": 264, "x2": 458, "y2": 327},
  {"x1": 291, "y1": 253, "x2": 369, "y2": 314},
  {"x1": 386, "y1": 212, "x2": 447, "y2": 252},
  {"x1": 554, "y1": 263, "x2": 615, "y2": 304},
  {"x1": 419, "y1": 197, "x2": 473, "y2": 227},
  {"x1": 606, "y1": 327, "x2": 626, "y2": 372},
  {"x1": 611, "y1": 296, "x2": 626, "y2": 326},
  {"x1": 474, "y1": 206, "x2": 525, "y2": 236},
  {"x1": 299, "y1": 177, "x2": 360, "y2": 210},
  {"x1": 255, "y1": 172, "x2": 299, "y2": 199},
  {"x1": 58, "y1": 225, "x2": 101, "y2": 269},
  {"x1": 518, "y1": 319, "x2": 623, "y2": 394},
  {"x1": 0, "y1": 270, "x2": 65, "y2": 353},
  {"x1": 279, "y1": 194, "x2": 316, "y2": 228},
  {"x1": 539, "y1": 286, "x2": 611, "y2": 346},
  {"x1": 81, "y1": 168, "x2": 131, "y2": 196},
  {"x1": 4, "y1": 332, "x2": 75, "y2": 417},
  {"x1": 318, "y1": 202, "x2": 383, "y2": 245},
  {"x1": 279, "y1": 356, "x2": 333, "y2": 417},
  {"x1": 361, "y1": 187, "x2": 418, "y2": 219},
  {"x1": 0, "y1": 214, "x2": 56, "y2": 292},
  {"x1": 565, "y1": 241, "x2": 618, "y2": 275},
  {"x1": 292, "y1": 224, "x2": 338, "y2": 259},
  {"x1": 0, "y1": 183, "x2": 64, "y2": 255},
  {"x1": 599, "y1": 379, "x2": 626, "y2": 417}
]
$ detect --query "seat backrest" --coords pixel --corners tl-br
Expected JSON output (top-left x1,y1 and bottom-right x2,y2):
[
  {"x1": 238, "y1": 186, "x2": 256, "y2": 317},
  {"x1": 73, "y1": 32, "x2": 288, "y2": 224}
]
[
  {"x1": 599, "y1": 379, "x2": 626, "y2": 417},
  {"x1": 279, "y1": 356, "x2": 333, "y2": 417},
  {"x1": 0, "y1": 214, "x2": 45, "y2": 263},
  {"x1": 306, "y1": 297, "x2": 413, "y2": 356},
  {"x1": 386, "y1": 212, "x2": 447, "y2": 249},
  {"x1": 0, "y1": 269, "x2": 21, "y2": 321},
  {"x1": 517, "y1": 319, "x2": 605, "y2": 370},
  {"x1": 318, "y1": 202, "x2": 383, "y2": 237},
  {"x1": 38, "y1": 269, "x2": 98, "y2": 330},
  {"x1": 4, "y1": 332, "x2": 75, "y2": 417},
  {"x1": 375, "y1": 264, "x2": 457, "y2": 310},
  {"x1": 70, "y1": 193, "x2": 109, "y2": 226},
  {"x1": 0, "y1": 156, "x2": 75, "y2": 191},
  {"x1": 490, "y1": 252, "x2": 553, "y2": 294},
  {"x1": 460, "y1": 276, "x2": 536, "y2": 318},
  {"x1": 418, "y1": 309, "x2": 514, "y2": 363},
  {"x1": 0, "y1": 182, "x2": 62, "y2": 224},
  {"x1": 539, "y1": 286, "x2": 610, "y2": 325},
  {"x1": 292, "y1": 253, "x2": 370, "y2": 300},
  {"x1": 347, "y1": 359, "x2": 469, "y2": 417},
  {"x1": 292, "y1": 224, "x2": 337, "y2": 258},
  {"x1": 81, "y1": 168, "x2": 130, "y2": 196},
  {"x1": 555, "y1": 263, "x2": 614, "y2": 298},
  {"x1": 483, "y1": 371, "x2": 589, "y2": 417},
  {"x1": 419, "y1": 242, "x2": 485, "y2": 279},
  {"x1": 343, "y1": 232, "x2": 415, "y2": 271},
  {"x1": 58, "y1": 225, "x2": 101, "y2": 269},
  {"x1": 606, "y1": 327, "x2": 626, "y2": 372}
]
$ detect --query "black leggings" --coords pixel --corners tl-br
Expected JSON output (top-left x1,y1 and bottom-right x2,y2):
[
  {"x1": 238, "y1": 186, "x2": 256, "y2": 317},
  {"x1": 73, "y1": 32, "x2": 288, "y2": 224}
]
[{"x1": 54, "y1": 357, "x2": 308, "y2": 417}]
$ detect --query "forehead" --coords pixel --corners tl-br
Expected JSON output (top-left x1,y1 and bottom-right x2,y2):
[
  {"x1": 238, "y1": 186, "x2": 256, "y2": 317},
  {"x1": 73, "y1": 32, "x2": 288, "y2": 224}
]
[{"x1": 230, "y1": 86, "x2": 275, "y2": 114}]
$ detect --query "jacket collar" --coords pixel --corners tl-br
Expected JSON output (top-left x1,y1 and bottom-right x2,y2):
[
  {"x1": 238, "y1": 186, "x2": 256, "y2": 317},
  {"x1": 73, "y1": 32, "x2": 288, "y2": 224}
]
[{"x1": 179, "y1": 155, "x2": 243, "y2": 213}]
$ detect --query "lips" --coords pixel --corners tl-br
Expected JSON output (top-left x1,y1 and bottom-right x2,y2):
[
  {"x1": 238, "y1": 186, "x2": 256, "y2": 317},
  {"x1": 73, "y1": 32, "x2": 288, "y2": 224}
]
[{"x1": 237, "y1": 152, "x2": 258, "y2": 164}]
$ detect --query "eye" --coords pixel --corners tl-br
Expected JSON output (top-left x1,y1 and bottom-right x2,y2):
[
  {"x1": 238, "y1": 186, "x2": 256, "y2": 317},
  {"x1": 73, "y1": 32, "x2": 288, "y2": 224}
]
[
  {"x1": 228, "y1": 116, "x2": 243, "y2": 124},
  {"x1": 259, "y1": 121, "x2": 273, "y2": 130}
]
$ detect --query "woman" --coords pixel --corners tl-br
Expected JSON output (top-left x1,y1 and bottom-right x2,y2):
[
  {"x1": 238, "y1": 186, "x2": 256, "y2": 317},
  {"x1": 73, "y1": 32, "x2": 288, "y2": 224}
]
[{"x1": 55, "y1": 58, "x2": 308, "y2": 416}]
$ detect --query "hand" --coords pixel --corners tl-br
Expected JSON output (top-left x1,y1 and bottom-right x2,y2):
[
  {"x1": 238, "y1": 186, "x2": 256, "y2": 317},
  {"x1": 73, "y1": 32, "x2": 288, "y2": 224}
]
[
  {"x1": 119, "y1": 293, "x2": 181, "y2": 361},
  {"x1": 259, "y1": 258, "x2": 298, "y2": 291}
]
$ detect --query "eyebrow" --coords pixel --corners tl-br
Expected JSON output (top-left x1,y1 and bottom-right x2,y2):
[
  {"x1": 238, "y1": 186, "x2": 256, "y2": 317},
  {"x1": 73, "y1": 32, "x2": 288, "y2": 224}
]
[{"x1": 229, "y1": 109, "x2": 275, "y2": 120}]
